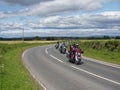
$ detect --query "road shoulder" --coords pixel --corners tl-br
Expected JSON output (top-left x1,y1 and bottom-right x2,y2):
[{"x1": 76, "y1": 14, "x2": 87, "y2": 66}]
[{"x1": 83, "y1": 56, "x2": 120, "y2": 69}]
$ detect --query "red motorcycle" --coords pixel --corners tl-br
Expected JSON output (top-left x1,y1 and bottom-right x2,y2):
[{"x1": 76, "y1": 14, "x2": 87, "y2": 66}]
[{"x1": 67, "y1": 48, "x2": 83, "y2": 65}]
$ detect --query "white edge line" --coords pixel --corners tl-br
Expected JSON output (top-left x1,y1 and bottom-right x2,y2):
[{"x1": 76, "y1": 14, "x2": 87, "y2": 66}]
[
  {"x1": 26, "y1": 66, "x2": 47, "y2": 90},
  {"x1": 83, "y1": 56, "x2": 120, "y2": 69},
  {"x1": 45, "y1": 48, "x2": 48, "y2": 54},
  {"x1": 72, "y1": 66, "x2": 120, "y2": 86},
  {"x1": 22, "y1": 50, "x2": 47, "y2": 90}
]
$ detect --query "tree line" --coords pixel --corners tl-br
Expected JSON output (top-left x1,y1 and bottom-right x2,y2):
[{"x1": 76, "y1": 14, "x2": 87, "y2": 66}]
[{"x1": 0, "y1": 36, "x2": 120, "y2": 40}]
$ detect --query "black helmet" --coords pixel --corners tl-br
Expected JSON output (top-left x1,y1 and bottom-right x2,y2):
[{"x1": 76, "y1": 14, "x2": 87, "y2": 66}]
[{"x1": 72, "y1": 43, "x2": 76, "y2": 47}]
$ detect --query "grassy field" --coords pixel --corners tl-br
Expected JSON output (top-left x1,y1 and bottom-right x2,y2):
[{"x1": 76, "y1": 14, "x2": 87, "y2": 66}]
[
  {"x1": 0, "y1": 41, "x2": 55, "y2": 90},
  {"x1": 75, "y1": 39, "x2": 120, "y2": 65},
  {"x1": 0, "y1": 40, "x2": 56, "y2": 44}
]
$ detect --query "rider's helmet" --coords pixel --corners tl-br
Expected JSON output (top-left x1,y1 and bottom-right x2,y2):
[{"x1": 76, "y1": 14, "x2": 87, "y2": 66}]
[
  {"x1": 76, "y1": 44, "x2": 79, "y2": 48},
  {"x1": 72, "y1": 43, "x2": 76, "y2": 48}
]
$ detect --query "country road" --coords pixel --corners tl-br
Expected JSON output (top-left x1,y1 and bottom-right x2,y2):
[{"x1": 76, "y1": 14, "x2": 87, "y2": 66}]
[{"x1": 22, "y1": 45, "x2": 120, "y2": 90}]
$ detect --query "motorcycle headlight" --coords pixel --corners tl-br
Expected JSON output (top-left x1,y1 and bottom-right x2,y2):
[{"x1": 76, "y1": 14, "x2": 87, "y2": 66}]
[{"x1": 77, "y1": 53, "x2": 81, "y2": 55}]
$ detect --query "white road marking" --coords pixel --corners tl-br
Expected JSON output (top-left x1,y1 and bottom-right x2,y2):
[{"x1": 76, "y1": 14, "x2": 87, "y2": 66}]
[
  {"x1": 83, "y1": 56, "x2": 120, "y2": 69},
  {"x1": 22, "y1": 50, "x2": 47, "y2": 90},
  {"x1": 50, "y1": 55, "x2": 64, "y2": 63},
  {"x1": 72, "y1": 66, "x2": 120, "y2": 86},
  {"x1": 22, "y1": 50, "x2": 26, "y2": 58},
  {"x1": 38, "y1": 81, "x2": 47, "y2": 90},
  {"x1": 45, "y1": 48, "x2": 48, "y2": 54},
  {"x1": 45, "y1": 47, "x2": 64, "y2": 63},
  {"x1": 45, "y1": 46, "x2": 120, "y2": 86},
  {"x1": 25, "y1": 64, "x2": 47, "y2": 90},
  {"x1": 45, "y1": 46, "x2": 53, "y2": 54}
]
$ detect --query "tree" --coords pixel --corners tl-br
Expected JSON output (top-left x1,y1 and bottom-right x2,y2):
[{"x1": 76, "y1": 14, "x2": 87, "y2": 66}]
[{"x1": 34, "y1": 36, "x2": 40, "y2": 40}]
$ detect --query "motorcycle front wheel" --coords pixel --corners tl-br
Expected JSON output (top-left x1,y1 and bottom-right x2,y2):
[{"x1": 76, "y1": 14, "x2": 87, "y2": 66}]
[{"x1": 75, "y1": 59, "x2": 81, "y2": 65}]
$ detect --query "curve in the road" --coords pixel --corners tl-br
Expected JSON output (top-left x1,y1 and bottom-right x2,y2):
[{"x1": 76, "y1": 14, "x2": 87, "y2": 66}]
[
  {"x1": 22, "y1": 45, "x2": 120, "y2": 90},
  {"x1": 45, "y1": 47, "x2": 120, "y2": 85}
]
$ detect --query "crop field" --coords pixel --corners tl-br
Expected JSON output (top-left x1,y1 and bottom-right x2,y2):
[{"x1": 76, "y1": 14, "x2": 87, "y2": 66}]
[{"x1": 0, "y1": 40, "x2": 57, "y2": 44}]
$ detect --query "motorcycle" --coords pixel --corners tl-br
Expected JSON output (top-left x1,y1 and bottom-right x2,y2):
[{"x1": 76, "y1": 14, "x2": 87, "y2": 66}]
[
  {"x1": 55, "y1": 43, "x2": 59, "y2": 49},
  {"x1": 67, "y1": 48, "x2": 83, "y2": 65},
  {"x1": 59, "y1": 44, "x2": 66, "y2": 54}
]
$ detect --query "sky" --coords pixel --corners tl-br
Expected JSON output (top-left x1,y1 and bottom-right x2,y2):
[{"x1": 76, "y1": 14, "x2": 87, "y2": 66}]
[{"x1": 0, "y1": 0, "x2": 120, "y2": 38}]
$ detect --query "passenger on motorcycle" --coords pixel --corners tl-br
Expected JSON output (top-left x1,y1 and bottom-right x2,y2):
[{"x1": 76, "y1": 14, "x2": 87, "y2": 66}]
[{"x1": 69, "y1": 44, "x2": 75, "y2": 59}]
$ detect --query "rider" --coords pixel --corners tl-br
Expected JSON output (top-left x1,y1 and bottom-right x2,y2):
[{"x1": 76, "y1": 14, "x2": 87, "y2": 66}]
[
  {"x1": 69, "y1": 44, "x2": 75, "y2": 59},
  {"x1": 69, "y1": 43, "x2": 83, "y2": 58},
  {"x1": 55, "y1": 41, "x2": 59, "y2": 49},
  {"x1": 75, "y1": 43, "x2": 84, "y2": 53},
  {"x1": 75, "y1": 44, "x2": 79, "y2": 48}
]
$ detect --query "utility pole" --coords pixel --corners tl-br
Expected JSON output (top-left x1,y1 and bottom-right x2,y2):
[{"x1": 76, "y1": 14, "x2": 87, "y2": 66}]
[
  {"x1": 22, "y1": 27, "x2": 24, "y2": 42},
  {"x1": 0, "y1": 24, "x2": 1, "y2": 39}
]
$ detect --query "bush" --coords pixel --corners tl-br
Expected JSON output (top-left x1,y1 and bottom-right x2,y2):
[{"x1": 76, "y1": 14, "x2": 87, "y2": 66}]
[{"x1": 78, "y1": 40, "x2": 120, "y2": 52}]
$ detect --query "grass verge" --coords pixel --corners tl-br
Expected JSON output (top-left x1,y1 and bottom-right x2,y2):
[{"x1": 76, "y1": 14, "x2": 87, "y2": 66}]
[
  {"x1": 0, "y1": 42, "x2": 54, "y2": 90},
  {"x1": 76, "y1": 40, "x2": 120, "y2": 65}
]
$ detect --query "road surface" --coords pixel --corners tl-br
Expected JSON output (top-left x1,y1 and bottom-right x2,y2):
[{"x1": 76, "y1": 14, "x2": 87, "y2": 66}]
[{"x1": 22, "y1": 45, "x2": 120, "y2": 90}]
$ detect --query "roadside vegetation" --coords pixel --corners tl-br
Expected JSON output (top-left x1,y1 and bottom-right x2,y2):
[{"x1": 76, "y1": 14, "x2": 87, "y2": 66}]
[
  {"x1": 76, "y1": 40, "x2": 120, "y2": 65},
  {"x1": 0, "y1": 39, "x2": 120, "y2": 90},
  {"x1": 0, "y1": 41, "x2": 55, "y2": 90}
]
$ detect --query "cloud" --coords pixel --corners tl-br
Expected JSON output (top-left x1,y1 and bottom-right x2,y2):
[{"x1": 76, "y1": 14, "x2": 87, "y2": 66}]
[
  {"x1": 1, "y1": 11, "x2": 120, "y2": 37},
  {"x1": 26, "y1": 0, "x2": 104, "y2": 16},
  {"x1": 0, "y1": 22, "x2": 23, "y2": 31},
  {"x1": 1, "y1": 11, "x2": 120, "y2": 30},
  {"x1": 1, "y1": 28, "x2": 120, "y2": 38},
  {"x1": 0, "y1": 12, "x2": 7, "y2": 18},
  {"x1": 27, "y1": 11, "x2": 120, "y2": 30},
  {"x1": 0, "y1": 0, "x2": 114, "y2": 18},
  {"x1": 0, "y1": 0, "x2": 53, "y2": 6}
]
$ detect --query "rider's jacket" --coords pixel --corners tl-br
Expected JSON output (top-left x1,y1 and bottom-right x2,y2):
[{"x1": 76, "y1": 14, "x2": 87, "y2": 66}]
[{"x1": 70, "y1": 45, "x2": 75, "y2": 51}]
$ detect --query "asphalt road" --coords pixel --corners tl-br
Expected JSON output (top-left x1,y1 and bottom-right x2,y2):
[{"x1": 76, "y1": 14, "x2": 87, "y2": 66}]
[{"x1": 22, "y1": 45, "x2": 120, "y2": 90}]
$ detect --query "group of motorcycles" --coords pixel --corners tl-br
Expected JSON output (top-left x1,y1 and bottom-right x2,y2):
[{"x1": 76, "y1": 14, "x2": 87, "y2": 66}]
[
  {"x1": 55, "y1": 42, "x2": 66, "y2": 54},
  {"x1": 55, "y1": 42, "x2": 83, "y2": 65}
]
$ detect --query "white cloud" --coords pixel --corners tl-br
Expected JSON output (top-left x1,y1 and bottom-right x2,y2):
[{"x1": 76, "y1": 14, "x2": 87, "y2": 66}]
[
  {"x1": 0, "y1": 22, "x2": 23, "y2": 31},
  {"x1": 0, "y1": 12, "x2": 7, "y2": 18},
  {"x1": 1, "y1": 11, "x2": 120, "y2": 37},
  {"x1": 25, "y1": 0, "x2": 104, "y2": 16},
  {"x1": 0, "y1": 0, "x2": 52, "y2": 6},
  {"x1": 1, "y1": 29, "x2": 120, "y2": 38},
  {"x1": 0, "y1": 0, "x2": 115, "y2": 18},
  {"x1": 26, "y1": 11, "x2": 120, "y2": 30},
  {"x1": 1, "y1": 11, "x2": 120, "y2": 30}
]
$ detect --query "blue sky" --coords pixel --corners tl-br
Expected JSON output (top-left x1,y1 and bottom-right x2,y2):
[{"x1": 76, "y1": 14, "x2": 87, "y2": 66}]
[{"x1": 0, "y1": 0, "x2": 120, "y2": 38}]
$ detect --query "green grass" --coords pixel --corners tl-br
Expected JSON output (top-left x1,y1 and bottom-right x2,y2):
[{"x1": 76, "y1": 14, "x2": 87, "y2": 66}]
[
  {"x1": 66, "y1": 39, "x2": 120, "y2": 65},
  {"x1": 0, "y1": 42, "x2": 54, "y2": 90},
  {"x1": 82, "y1": 48, "x2": 120, "y2": 64},
  {"x1": 77, "y1": 40, "x2": 120, "y2": 65}
]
